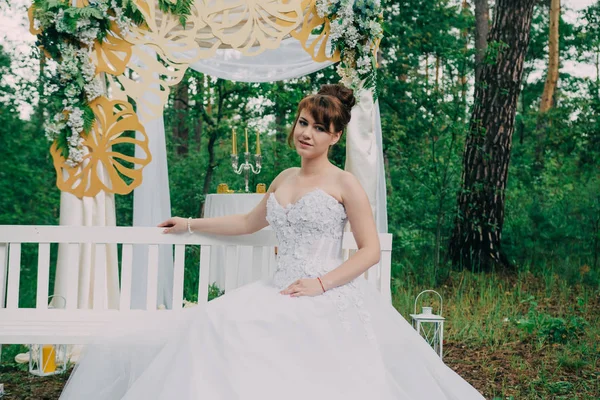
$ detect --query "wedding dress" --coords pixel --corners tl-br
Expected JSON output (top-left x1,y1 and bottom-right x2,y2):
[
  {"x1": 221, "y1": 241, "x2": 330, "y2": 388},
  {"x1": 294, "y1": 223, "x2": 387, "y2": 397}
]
[{"x1": 59, "y1": 188, "x2": 485, "y2": 399}]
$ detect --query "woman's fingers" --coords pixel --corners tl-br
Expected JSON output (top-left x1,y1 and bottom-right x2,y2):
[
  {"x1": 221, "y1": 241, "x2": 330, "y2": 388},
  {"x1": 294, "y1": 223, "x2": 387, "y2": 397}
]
[
  {"x1": 157, "y1": 218, "x2": 174, "y2": 227},
  {"x1": 280, "y1": 282, "x2": 300, "y2": 295}
]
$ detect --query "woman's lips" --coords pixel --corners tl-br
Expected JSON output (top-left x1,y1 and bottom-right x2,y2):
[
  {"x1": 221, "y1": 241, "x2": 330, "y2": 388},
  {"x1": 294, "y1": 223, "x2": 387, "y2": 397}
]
[{"x1": 299, "y1": 140, "x2": 312, "y2": 147}]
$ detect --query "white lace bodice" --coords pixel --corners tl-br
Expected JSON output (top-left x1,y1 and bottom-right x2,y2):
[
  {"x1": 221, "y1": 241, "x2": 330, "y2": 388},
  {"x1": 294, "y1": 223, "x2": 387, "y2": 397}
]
[
  {"x1": 266, "y1": 188, "x2": 347, "y2": 289},
  {"x1": 266, "y1": 188, "x2": 375, "y2": 340}
]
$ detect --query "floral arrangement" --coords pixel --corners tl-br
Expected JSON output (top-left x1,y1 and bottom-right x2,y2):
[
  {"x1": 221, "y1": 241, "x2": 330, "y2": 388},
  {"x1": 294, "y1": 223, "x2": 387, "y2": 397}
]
[
  {"x1": 30, "y1": 0, "x2": 193, "y2": 167},
  {"x1": 316, "y1": 0, "x2": 383, "y2": 93}
]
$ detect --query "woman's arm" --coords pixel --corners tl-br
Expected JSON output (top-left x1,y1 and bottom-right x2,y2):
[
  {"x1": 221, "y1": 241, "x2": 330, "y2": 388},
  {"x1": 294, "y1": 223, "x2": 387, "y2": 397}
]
[
  {"x1": 319, "y1": 172, "x2": 380, "y2": 291},
  {"x1": 158, "y1": 168, "x2": 298, "y2": 235}
]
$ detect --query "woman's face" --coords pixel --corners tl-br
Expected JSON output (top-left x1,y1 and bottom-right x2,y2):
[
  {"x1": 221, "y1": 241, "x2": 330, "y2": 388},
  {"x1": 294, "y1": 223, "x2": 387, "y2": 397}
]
[{"x1": 293, "y1": 109, "x2": 341, "y2": 158}]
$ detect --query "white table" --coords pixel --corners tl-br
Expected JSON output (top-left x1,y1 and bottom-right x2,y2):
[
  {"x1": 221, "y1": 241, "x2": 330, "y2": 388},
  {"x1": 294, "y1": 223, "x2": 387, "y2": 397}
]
[{"x1": 204, "y1": 193, "x2": 275, "y2": 291}]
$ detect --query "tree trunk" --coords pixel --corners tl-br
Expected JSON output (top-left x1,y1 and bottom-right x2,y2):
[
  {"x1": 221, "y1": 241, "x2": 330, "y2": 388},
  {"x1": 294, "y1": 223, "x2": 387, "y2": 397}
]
[
  {"x1": 384, "y1": 152, "x2": 392, "y2": 196},
  {"x1": 460, "y1": 0, "x2": 470, "y2": 104},
  {"x1": 199, "y1": 130, "x2": 217, "y2": 217},
  {"x1": 449, "y1": 0, "x2": 537, "y2": 272},
  {"x1": 173, "y1": 80, "x2": 189, "y2": 156},
  {"x1": 534, "y1": 0, "x2": 560, "y2": 173},
  {"x1": 198, "y1": 80, "x2": 225, "y2": 217},
  {"x1": 474, "y1": 0, "x2": 490, "y2": 86},
  {"x1": 194, "y1": 116, "x2": 203, "y2": 153}
]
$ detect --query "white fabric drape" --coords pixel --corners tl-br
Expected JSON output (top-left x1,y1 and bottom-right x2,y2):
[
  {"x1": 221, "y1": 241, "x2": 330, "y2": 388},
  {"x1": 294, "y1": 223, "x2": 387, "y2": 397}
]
[
  {"x1": 132, "y1": 115, "x2": 174, "y2": 310},
  {"x1": 374, "y1": 99, "x2": 388, "y2": 232},
  {"x1": 188, "y1": 36, "x2": 334, "y2": 83},
  {"x1": 52, "y1": 168, "x2": 120, "y2": 310}
]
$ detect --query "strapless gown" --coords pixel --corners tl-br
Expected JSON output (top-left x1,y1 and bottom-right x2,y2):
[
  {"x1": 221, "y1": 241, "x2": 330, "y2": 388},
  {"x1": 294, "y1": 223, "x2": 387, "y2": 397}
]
[{"x1": 59, "y1": 189, "x2": 485, "y2": 400}]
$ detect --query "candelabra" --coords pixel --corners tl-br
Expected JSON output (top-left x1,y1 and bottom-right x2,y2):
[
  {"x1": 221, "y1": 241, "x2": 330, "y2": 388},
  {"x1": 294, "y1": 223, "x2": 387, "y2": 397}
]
[{"x1": 231, "y1": 152, "x2": 262, "y2": 192}]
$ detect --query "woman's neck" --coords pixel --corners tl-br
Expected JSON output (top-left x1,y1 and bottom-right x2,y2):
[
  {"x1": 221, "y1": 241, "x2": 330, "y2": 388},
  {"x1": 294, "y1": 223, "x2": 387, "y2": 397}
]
[{"x1": 299, "y1": 153, "x2": 332, "y2": 177}]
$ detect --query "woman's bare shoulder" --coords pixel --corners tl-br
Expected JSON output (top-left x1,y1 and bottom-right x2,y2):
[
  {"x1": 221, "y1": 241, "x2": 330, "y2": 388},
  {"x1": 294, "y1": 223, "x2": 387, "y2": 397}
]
[
  {"x1": 335, "y1": 170, "x2": 366, "y2": 201},
  {"x1": 268, "y1": 167, "x2": 300, "y2": 192}
]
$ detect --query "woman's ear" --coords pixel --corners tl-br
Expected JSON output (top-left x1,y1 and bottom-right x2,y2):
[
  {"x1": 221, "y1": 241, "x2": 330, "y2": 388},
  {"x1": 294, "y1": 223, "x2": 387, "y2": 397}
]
[{"x1": 330, "y1": 131, "x2": 342, "y2": 146}]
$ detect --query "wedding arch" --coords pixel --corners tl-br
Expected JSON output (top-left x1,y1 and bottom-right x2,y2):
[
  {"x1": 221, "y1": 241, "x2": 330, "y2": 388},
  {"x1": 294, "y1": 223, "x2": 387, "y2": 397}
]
[{"x1": 28, "y1": 0, "x2": 388, "y2": 309}]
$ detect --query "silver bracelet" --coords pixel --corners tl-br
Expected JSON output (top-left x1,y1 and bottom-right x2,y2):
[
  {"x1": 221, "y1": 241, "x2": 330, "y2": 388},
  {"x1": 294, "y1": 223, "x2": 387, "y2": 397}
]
[{"x1": 187, "y1": 217, "x2": 193, "y2": 234}]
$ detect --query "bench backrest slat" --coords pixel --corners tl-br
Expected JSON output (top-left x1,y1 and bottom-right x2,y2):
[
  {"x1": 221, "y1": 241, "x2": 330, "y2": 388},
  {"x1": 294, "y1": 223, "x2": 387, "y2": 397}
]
[
  {"x1": 146, "y1": 244, "x2": 159, "y2": 311},
  {"x1": 119, "y1": 243, "x2": 134, "y2": 311},
  {"x1": 224, "y1": 245, "x2": 239, "y2": 294},
  {"x1": 172, "y1": 244, "x2": 186, "y2": 311},
  {"x1": 36, "y1": 243, "x2": 51, "y2": 310},
  {"x1": 65, "y1": 243, "x2": 79, "y2": 310},
  {"x1": 93, "y1": 243, "x2": 107, "y2": 310},
  {"x1": 7, "y1": 243, "x2": 21, "y2": 309},
  {"x1": 0, "y1": 243, "x2": 8, "y2": 309},
  {"x1": 198, "y1": 245, "x2": 211, "y2": 306}
]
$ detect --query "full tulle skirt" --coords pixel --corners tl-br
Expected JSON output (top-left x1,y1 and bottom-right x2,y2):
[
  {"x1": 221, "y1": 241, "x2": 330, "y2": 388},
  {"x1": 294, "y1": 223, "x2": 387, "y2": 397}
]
[{"x1": 59, "y1": 277, "x2": 484, "y2": 400}]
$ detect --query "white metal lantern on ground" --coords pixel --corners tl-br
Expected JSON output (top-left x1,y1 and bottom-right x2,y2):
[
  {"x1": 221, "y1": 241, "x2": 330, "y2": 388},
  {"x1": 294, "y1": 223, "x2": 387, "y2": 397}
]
[
  {"x1": 29, "y1": 295, "x2": 68, "y2": 376},
  {"x1": 410, "y1": 290, "x2": 445, "y2": 360},
  {"x1": 29, "y1": 343, "x2": 68, "y2": 376}
]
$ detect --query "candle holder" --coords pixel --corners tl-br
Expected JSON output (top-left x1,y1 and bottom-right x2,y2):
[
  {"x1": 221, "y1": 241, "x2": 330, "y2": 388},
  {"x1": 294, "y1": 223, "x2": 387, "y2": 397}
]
[{"x1": 231, "y1": 152, "x2": 262, "y2": 192}]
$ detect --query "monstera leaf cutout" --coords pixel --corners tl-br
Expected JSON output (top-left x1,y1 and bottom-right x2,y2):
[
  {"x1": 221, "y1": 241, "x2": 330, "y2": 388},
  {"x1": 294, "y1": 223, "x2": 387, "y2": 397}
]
[
  {"x1": 201, "y1": 0, "x2": 303, "y2": 56},
  {"x1": 51, "y1": 97, "x2": 152, "y2": 198},
  {"x1": 92, "y1": 21, "x2": 133, "y2": 76},
  {"x1": 290, "y1": 0, "x2": 340, "y2": 63}
]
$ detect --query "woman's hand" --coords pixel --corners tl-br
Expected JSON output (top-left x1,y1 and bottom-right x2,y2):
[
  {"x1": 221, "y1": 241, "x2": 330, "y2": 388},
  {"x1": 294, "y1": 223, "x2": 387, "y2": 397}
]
[
  {"x1": 280, "y1": 278, "x2": 325, "y2": 297},
  {"x1": 157, "y1": 217, "x2": 188, "y2": 234}
]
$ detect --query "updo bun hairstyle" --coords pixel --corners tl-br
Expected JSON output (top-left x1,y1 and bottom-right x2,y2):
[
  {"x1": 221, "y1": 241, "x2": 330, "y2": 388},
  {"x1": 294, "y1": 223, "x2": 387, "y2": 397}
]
[{"x1": 287, "y1": 84, "x2": 356, "y2": 147}]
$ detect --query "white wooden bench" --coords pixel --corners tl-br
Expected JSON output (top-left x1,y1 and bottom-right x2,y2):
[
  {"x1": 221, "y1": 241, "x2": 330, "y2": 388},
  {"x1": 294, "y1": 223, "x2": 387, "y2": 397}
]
[{"x1": 0, "y1": 226, "x2": 392, "y2": 347}]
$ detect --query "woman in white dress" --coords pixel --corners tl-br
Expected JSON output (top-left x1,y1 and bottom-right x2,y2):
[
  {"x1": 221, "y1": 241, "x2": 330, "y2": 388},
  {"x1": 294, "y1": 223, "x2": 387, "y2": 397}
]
[{"x1": 59, "y1": 84, "x2": 485, "y2": 399}]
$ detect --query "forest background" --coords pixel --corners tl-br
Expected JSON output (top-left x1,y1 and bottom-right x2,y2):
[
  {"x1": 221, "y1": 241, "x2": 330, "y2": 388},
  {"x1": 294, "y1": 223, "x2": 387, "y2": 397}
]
[{"x1": 0, "y1": 0, "x2": 598, "y2": 399}]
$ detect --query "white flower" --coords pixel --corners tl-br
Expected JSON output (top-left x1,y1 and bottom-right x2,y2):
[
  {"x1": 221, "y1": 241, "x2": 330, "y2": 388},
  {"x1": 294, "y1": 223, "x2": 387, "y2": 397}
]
[
  {"x1": 45, "y1": 83, "x2": 59, "y2": 96},
  {"x1": 329, "y1": 19, "x2": 345, "y2": 42},
  {"x1": 79, "y1": 52, "x2": 97, "y2": 82},
  {"x1": 79, "y1": 26, "x2": 100, "y2": 47},
  {"x1": 84, "y1": 78, "x2": 104, "y2": 101},
  {"x1": 110, "y1": 1, "x2": 134, "y2": 37},
  {"x1": 316, "y1": 0, "x2": 336, "y2": 18},
  {"x1": 65, "y1": 106, "x2": 85, "y2": 134},
  {"x1": 55, "y1": 9, "x2": 70, "y2": 33},
  {"x1": 66, "y1": 146, "x2": 86, "y2": 167},
  {"x1": 68, "y1": 134, "x2": 84, "y2": 148},
  {"x1": 57, "y1": 44, "x2": 81, "y2": 81},
  {"x1": 44, "y1": 120, "x2": 66, "y2": 141},
  {"x1": 338, "y1": 0, "x2": 354, "y2": 20},
  {"x1": 76, "y1": 17, "x2": 91, "y2": 30},
  {"x1": 64, "y1": 84, "x2": 79, "y2": 99},
  {"x1": 344, "y1": 25, "x2": 361, "y2": 48},
  {"x1": 369, "y1": 20, "x2": 383, "y2": 38},
  {"x1": 356, "y1": 54, "x2": 372, "y2": 74},
  {"x1": 53, "y1": 112, "x2": 66, "y2": 122}
]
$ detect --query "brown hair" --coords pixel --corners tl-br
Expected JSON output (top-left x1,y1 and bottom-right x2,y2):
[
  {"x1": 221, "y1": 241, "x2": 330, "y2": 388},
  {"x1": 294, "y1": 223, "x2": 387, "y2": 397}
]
[{"x1": 287, "y1": 84, "x2": 356, "y2": 146}]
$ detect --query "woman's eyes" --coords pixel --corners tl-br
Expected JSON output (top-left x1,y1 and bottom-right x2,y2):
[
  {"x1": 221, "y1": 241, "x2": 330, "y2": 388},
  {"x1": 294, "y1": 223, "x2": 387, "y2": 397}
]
[{"x1": 299, "y1": 120, "x2": 325, "y2": 132}]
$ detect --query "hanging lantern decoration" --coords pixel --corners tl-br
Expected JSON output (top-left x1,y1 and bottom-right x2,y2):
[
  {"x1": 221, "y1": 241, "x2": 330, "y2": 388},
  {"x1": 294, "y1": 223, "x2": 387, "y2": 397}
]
[{"x1": 410, "y1": 290, "x2": 445, "y2": 359}]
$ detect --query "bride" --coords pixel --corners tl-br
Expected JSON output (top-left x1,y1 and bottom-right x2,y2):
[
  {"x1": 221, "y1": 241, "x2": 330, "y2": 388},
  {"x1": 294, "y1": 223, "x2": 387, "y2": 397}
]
[{"x1": 59, "y1": 84, "x2": 485, "y2": 399}]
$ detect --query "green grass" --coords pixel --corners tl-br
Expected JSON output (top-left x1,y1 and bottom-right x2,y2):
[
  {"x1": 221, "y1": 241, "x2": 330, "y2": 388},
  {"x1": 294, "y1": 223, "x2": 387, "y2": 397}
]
[{"x1": 391, "y1": 265, "x2": 599, "y2": 399}]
